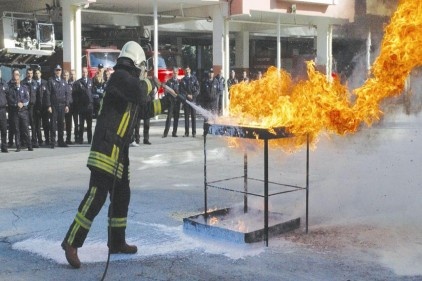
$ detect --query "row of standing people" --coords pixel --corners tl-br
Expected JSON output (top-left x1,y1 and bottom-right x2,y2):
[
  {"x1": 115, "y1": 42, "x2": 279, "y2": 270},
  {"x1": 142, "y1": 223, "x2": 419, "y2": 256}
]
[
  {"x1": 162, "y1": 66, "x2": 246, "y2": 138},
  {"x1": 0, "y1": 64, "x2": 110, "y2": 152},
  {"x1": 0, "y1": 65, "x2": 258, "y2": 153},
  {"x1": 64, "y1": 65, "x2": 111, "y2": 147},
  {"x1": 162, "y1": 66, "x2": 202, "y2": 138},
  {"x1": 0, "y1": 66, "x2": 68, "y2": 152}
]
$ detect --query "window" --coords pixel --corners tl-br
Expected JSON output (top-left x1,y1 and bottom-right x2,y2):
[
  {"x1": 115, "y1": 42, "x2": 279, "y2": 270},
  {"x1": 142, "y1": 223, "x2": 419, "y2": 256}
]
[{"x1": 89, "y1": 52, "x2": 120, "y2": 68}]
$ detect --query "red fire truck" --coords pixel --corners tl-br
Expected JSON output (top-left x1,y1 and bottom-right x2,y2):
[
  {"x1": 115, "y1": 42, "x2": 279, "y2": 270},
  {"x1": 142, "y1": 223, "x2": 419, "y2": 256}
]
[
  {"x1": 82, "y1": 46, "x2": 120, "y2": 78},
  {"x1": 145, "y1": 48, "x2": 184, "y2": 98}
]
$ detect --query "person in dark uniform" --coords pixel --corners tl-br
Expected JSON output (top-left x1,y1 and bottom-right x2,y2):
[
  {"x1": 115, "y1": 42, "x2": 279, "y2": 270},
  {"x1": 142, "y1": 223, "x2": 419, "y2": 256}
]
[
  {"x1": 0, "y1": 76, "x2": 8, "y2": 152},
  {"x1": 47, "y1": 65, "x2": 70, "y2": 148},
  {"x1": 22, "y1": 68, "x2": 38, "y2": 148},
  {"x1": 180, "y1": 66, "x2": 200, "y2": 137},
  {"x1": 92, "y1": 63, "x2": 105, "y2": 119},
  {"x1": 34, "y1": 68, "x2": 50, "y2": 146},
  {"x1": 132, "y1": 84, "x2": 154, "y2": 145},
  {"x1": 133, "y1": 115, "x2": 152, "y2": 145},
  {"x1": 7, "y1": 75, "x2": 17, "y2": 148},
  {"x1": 201, "y1": 69, "x2": 220, "y2": 131},
  {"x1": 214, "y1": 71, "x2": 225, "y2": 116},
  {"x1": 61, "y1": 41, "x2": 182, "y2": 269},
  {"x1": 142, "y1": 116, "x2": 152, "y2": 145},
  {"x1": 63, "y1": 69, "x2": 75, "y2": 145},
  {"x1": 6, "y1": 69, "x2": 32, "y2": 152},
  {"x1": 132, "y1": 71, "x2": 154, "y2": 145},
  {"x1": 241, "y1": 70, "x2": 250, "y2": 83},
  {"x1": 69, "y1": 69, "x2": 79, "y2": 144},
  {"x1": 73, "y1": 67, "x2": 93, "y2": 144},
  {"x1": 227, "y1": 69, "x2": 238, "y2": 100},
  {"x1": 162, "y1": 67, "x2": 180, "y2": 138}
]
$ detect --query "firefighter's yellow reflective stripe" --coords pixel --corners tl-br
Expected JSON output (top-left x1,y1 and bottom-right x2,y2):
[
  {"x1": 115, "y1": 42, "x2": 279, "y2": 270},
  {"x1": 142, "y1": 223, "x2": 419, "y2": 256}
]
[
  {"x1": 111, "y1": 145, "x2": 120, "y2": 176},
  {"x1": 111, "y1": 145, "x2": 119, "y2": 161},
  {"x1": 67, "y1": 224, "x2": 80, "y2": 245},
  {"x1": 109, "y1": 217, "x2": 127, "y2": 228},
  {"x1": 75, "y1": 212, "x2": 92, "y2": 230},
  {"x1": 67, "y1": 186, "x2": 97, "y2": 244},
  {"x1": 117, "y1": 103, "x2": 132, "y2": 137},
  {"x1": 153, "y1": 99, "x2": 162, "y2": 115},
  {"x1": 143, "y1": 79, "x2": 152, "y2": 94},
  {"x1": 88, "y1": 152, "x2": 123, "y2": 179},
  {"x1": 87, "y1": 158, "x2": 123, "y2": 179},
  {"x1": 81, "y1": 186, "x2": 97, "y2": 217}
]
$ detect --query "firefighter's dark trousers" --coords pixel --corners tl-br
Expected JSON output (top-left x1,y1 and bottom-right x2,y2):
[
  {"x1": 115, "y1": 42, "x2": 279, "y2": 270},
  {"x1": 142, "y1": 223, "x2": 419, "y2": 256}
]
[{"x1": 63, "y1": 169, "x2": 131, "y2": 248}]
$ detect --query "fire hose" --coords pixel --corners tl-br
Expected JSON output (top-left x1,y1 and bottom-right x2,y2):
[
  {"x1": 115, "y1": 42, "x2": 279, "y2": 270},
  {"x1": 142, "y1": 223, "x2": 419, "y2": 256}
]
[
  {"x1": 152, "y1": 77, "x2": 186, "y2": 103},
  {"x1": 100, "y1": 76, "x2": 172, "y2": 280}
]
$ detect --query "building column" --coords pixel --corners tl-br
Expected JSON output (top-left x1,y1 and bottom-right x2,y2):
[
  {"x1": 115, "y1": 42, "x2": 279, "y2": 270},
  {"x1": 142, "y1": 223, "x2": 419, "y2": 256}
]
[
  {"x1": 223, "y1": 18, "x2": 230, "y2": 115},
  {"x1": 212, "y1": 3, "x2": 229, "y2": 115},
  {"x1": 176, "y1": 37, "x2": 183, "y2": 69},
  {"x1": 62, "y1": 3, "x2": 75, "y2": 74},
  {"x1": 74, "y1": 7, "x2": 82, "y2": 77},
  {"x1": 366, "y1": 30, "x2": 372, "y2": 73},
  {"x1": 315, "y1": 21, "x2": 333, "y2": 78},
  {"x1": 62, "y1": 0, "x2": 95, "y2": 77},
  {"x1": 212, "y1": 5, "x2": 225, "y2": 75},
  {"x1": 197, "y1": 46, "x2": 203, "y2": 71},
  {"x1": 235, "y1": 31, "x2": 249, "y2": 71},
  {"x1": 277, "y1": 15, "x2": 281, "y2": 70}
]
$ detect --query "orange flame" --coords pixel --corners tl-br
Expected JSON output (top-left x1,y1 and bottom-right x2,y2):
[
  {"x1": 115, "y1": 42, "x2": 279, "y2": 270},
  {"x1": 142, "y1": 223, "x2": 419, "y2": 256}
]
[
  {"x1": 209, "y1": 216, "x2": 218, "y2": 225},
  {"x1": 227, "y1": 0, "x2": 422, "y2": 151}
]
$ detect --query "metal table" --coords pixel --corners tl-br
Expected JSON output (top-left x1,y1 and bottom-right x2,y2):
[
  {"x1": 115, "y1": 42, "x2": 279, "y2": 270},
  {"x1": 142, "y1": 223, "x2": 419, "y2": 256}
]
[{"x1": 203, "y1": 123, "x2": 309, "y2": 246}]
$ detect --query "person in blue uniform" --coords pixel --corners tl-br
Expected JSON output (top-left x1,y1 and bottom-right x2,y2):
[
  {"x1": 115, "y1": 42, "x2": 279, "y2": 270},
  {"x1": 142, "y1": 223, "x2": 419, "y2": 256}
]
[
  {"x1": 22, "y1": 68, "x2": 38, "y2": 148},
  {"x1": 180, "y1": 66, "x2": 200, "y2": 137},
  {"x1": 162, "y1": 67, "x2": 181, "y2": 138},
  {"x1": 73, "y1": 67, "x2": 93, "y2": 144},
  {"x1": 33, "y1": 68, "x2": 49, "y2": 147},
  {"x1": 46, "y1": 65, "x2": 70, "y2": 148},
  {"x1": 6, "y1": 69, "x2": 32, "y2": 152}
]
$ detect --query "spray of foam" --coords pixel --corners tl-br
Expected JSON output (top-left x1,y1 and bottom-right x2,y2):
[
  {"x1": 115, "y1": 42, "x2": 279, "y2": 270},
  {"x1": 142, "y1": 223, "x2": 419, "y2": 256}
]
[{"x1": 185, "y1": 100, "x2": 217, "y2": 123}]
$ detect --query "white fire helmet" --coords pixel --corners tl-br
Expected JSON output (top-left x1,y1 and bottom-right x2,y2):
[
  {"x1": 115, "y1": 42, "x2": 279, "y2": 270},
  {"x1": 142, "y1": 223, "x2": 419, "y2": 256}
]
[{"x1": 118, "y1": 41, "x2": 146, "y2": 70}]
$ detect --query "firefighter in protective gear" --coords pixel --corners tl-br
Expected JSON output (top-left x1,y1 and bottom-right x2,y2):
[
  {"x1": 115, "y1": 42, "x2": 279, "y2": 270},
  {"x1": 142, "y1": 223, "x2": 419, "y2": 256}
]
[{"x1": 61, "y1": 41, "x2": 180, "y2": 269}]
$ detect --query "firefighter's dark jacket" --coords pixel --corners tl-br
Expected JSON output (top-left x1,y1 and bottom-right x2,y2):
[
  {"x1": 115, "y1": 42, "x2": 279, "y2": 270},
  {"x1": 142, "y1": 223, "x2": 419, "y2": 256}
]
[{"x1": 87, "y1": 69, "x2": 170, "y2": 179}]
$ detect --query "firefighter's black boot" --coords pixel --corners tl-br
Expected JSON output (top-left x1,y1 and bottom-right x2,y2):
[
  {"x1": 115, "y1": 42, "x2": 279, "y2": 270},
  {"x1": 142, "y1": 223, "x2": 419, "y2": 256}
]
[
  {"x1": 61, "y1": 241, "x2": 81, "y2": 268},
  {"x1": 108, "y1": 227, "x2": 137, "y2": 254}
]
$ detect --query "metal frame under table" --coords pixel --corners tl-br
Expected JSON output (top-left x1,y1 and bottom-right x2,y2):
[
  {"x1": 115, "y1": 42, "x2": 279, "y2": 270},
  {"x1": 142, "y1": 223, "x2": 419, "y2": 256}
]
[{"x1": 203, "y1": 123, "x2": 309, "y2": 246}]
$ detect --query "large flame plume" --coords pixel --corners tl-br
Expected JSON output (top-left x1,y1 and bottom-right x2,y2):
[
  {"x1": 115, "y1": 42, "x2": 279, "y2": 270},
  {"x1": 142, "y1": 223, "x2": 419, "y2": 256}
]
[{"x1": 227, "y1": 0, "x2": 422, "y2": 151}]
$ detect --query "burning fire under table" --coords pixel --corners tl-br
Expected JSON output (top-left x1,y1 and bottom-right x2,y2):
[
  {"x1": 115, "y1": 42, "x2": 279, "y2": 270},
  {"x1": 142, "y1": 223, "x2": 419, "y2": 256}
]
[{"x1": 183, "y1": 123, "x2": 310, "y2": 246}]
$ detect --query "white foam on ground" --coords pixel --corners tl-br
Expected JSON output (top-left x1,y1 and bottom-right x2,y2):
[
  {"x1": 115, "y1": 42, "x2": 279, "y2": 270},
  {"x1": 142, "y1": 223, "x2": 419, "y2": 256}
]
[
  {"x1": 136, "y1": 154, "x2": 169, "y2": 170},
  {"x1": 12, "y1": 223, "x2": 266, "y2": 265},
  {"x1": 10, "y1": 112, "x2": 422, "y2": 277}
]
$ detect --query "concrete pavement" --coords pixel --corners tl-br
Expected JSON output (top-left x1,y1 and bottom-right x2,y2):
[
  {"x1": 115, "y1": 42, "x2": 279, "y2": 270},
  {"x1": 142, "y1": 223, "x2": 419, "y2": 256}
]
[{"x1": 0, "y1": 115, "x2": 421, "y2": 281}]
